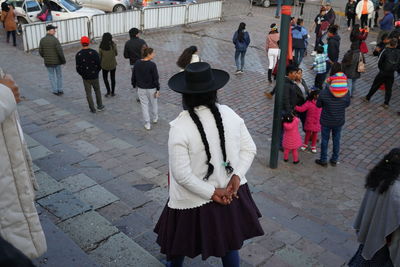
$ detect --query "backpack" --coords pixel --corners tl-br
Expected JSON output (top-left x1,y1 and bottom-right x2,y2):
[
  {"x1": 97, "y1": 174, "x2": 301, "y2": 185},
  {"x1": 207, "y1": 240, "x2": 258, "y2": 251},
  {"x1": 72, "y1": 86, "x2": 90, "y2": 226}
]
[{"x1": 381, "y1": 49, "x2": 400, "y2": 72}]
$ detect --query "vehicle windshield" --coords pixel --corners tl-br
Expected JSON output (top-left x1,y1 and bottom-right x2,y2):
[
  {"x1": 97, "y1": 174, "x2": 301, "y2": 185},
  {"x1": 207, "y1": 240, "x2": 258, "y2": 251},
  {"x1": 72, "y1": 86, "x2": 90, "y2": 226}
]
[
  {"x1": 26, "y1": 0, "x2": 41, "y2": 12},
  {"x1": 60, "y1": 0, "x2": 81, "y2": 11}
]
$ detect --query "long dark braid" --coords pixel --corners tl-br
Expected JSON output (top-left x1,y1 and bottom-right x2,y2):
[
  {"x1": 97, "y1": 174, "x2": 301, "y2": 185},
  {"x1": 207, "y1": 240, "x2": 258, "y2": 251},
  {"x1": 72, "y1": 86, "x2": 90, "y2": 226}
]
[
  {"x1": 208, "y1": 103, "x2": 234, "y2": 176},
  {"x1": 187, "y1": 107, "x2": 214, "y2": 180}
]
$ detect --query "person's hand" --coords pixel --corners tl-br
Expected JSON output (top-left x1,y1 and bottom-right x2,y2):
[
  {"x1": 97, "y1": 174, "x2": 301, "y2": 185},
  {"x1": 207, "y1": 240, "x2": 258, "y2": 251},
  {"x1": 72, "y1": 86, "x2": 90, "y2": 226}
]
[
  {"x1": 226, "y1": 175, "x2": 241, "y2": 199},
  {"x1": 0, "y1": 74, "x2": 20, "y2": 103},
  {"x1": 154, "y1": 91, "x2": 160, "y2": 98},
  {"x1": 212, "y1": 188, "x2": 233, "y2": 205}
]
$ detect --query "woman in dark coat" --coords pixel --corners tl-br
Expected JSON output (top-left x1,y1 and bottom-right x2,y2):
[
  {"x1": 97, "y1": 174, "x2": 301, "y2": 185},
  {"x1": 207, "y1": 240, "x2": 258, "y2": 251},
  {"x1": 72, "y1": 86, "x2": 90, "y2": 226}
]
[{"x1": 341, "y1": 42, "x2": 364, "y2": 97}]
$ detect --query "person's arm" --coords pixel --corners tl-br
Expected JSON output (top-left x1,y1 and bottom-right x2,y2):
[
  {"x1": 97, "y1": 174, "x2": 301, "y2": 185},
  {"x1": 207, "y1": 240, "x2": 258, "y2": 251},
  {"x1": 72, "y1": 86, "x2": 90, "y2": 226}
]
[
  {"x1": 282, "y1": 85, "x2": 291, "y2": 112},
  {"x1": 265, "y1": 35, "x2": 269, "y2": 52},
  {"x1": 295, "y1": 101, "x2": 310, "y2": 112},
  {"x1": 152, "y1": 62, "x2": 160, "y2": 91},
  {"x1": 114, "y1": 43, "x2": 118, "y2": 57},
  {"x1": 131, "y1": 62, "x2": 136, "y2": 88},
  {"x1": 232, "y1": 118, "x2": 257, "y2": 180},
  {"x1": 123, "y1": 42, "x2": 129, "y2": 59},
  {"x1": 56, "y1": 40, "x2": 66, "y2": 64},
  {"x1": 39, "y1": 40, "x2": 44, "y2": 58},
  {"x1": 246, "y1": 32, "x2": 251, "y2": 46},
  {"x1": 98, "y1": 48, "x2": 102, "y2": 63},
  {"x1": 232, "y1": 31, "x2": 237, "y2": 44},
  {"x1": 94, "y1": 51, "x2": 101, "y2": 72},
  {"x1": 316, "y1": 93, "x2": 323, "y2": 108},
  {"x1": 75, "y1": 53, "x2": 83, "y2": 76},
  {"x1": 168, "y1": 126, "x2": 216, "y2": 200},
  {"x1": 344, "y1": 92, "x2": 351, "y2": 107},
  {"x1": 345, "y1": 3, "x2": 349, "y2": 16},
  {"x1": 378, "y1": 50, "x2": 386, "y2": 69}
]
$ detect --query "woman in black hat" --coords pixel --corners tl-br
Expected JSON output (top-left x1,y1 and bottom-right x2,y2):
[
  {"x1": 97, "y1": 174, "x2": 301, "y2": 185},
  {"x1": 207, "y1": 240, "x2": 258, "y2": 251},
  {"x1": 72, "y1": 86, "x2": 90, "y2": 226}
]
[{"x1": 154, "y1": 62, "x2": 264, "y2": 267}]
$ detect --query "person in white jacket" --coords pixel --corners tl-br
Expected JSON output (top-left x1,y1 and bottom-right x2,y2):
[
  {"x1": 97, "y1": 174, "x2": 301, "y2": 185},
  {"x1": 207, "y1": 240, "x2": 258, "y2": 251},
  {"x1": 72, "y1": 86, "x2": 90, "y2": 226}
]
[
  {"x1": 154, "y1": 62, "x2": 264, "y2": 267},
  {"x1": 356, "y1": 0, "x2": 375, "y2": 28},
  {"x1": 0, "y1": 72, "x2": 47, "y2": 260}
]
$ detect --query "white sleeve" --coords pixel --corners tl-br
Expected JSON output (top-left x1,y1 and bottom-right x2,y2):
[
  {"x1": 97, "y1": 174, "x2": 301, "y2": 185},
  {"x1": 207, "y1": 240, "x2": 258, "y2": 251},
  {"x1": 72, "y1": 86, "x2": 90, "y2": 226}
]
[
  {"x1": 234, "y1": 119, "x2": 257, "y2": 180},
  {"x1": 0, "y1": 84, "x2": 17, "y2": 124},
  {"x1": 168, "y1": 125, "x2": 215, "y2": 200}
]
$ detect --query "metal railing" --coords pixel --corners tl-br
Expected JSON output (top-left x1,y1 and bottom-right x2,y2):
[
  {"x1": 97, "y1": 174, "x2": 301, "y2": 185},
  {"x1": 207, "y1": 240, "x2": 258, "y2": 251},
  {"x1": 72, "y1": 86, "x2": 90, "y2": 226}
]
[
  {"x1": 21, "y1": 1, "x2": 223, "y2": 52},
  {"x1": 22, "y1": 17, "x2": 89, "y2": 52}
]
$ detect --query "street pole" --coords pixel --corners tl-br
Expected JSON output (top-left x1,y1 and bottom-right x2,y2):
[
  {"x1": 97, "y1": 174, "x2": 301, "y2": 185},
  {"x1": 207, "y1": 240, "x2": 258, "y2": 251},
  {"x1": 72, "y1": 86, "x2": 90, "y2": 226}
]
[{"x1": 269, "y1": 0, "x2": 293, "y2": 169}]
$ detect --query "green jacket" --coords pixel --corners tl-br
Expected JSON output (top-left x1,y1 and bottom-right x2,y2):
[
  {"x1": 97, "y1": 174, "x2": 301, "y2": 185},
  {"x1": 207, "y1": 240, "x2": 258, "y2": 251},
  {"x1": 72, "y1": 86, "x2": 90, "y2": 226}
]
[
  {"x1": 99, "y1": 43, "x2": 118, "y2": 71},
  {"x1": 39, "y1": 34, "x2": 66, "y2": 66}
]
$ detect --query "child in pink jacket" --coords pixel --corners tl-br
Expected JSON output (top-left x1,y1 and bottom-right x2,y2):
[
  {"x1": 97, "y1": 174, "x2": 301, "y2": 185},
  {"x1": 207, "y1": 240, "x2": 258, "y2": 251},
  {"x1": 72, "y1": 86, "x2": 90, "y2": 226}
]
[
  {"x1": 282, "y1": 113, "x2": 302, "y2": 164},
  {"x1": 295, "y1": 90, "x2": 322, "y2": 153}
]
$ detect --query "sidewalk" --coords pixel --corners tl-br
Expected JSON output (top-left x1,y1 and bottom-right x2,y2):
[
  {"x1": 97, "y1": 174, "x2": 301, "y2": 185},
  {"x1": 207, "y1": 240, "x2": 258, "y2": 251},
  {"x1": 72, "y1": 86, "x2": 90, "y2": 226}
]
[{"x1": 1, "y1": 1, "x2": 399, "y2": 266}]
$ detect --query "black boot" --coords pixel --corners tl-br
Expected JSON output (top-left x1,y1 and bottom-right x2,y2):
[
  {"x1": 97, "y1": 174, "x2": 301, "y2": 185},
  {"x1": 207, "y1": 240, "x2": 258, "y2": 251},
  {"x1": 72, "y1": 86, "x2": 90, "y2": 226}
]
[{"x1": 268, "y1": 69, "x2": 272, "y2": 83}]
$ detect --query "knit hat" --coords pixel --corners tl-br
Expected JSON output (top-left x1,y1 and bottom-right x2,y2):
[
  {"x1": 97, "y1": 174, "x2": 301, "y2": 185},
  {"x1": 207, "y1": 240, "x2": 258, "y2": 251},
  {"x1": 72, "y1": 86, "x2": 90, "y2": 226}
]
[{"x1": 329, "y1": 73, "x2": 349, "y2": 98}]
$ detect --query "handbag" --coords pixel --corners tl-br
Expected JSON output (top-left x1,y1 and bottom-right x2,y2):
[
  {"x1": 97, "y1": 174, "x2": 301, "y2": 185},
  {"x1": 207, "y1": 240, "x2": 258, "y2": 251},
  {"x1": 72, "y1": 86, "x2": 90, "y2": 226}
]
[
  {"x1": 37, "y1": 9, "x2": 48, "y2": 22},
  {"x1": 360, "y1": 41, "x2": 369, "y2": 54},
  {"x1": 357, "y1": 52, "x2": 366, "y2": 73}
]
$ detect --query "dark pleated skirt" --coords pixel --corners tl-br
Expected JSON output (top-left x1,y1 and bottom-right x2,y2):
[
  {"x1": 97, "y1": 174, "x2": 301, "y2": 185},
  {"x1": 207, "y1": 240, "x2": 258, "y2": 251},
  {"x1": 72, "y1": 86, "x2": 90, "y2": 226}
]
[
  {"x1": 348, "y1": 244, "x2": 394, "y2": 267},
  {"x1": 154, "y1": 184, "x2": 264, "y2": 260}
]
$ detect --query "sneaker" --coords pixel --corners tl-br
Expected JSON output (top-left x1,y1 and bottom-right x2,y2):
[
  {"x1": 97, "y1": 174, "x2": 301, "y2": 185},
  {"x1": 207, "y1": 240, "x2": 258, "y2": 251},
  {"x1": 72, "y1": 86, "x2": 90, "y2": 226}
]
[
  {"x1": 369, "y1": 41, "x2": 377, "y2": 45},
  {"x1": 381, "y1": 104, "x2": 389, "y2": 109},
  {"x1": 90, "y1": 109, "x2": 96, "y2": 113},
  {"x1": 300, "y1": 144, "x2": 308, "y2": 151},
  {"x1": 310, "y1": 51, "x2": 317, "y2": 56},
  {"x1": 97, "y1": 105, "x2": 105, "y2": 112},
  {"x1": 234, "y1": 70, "x2": 241, "y2": 75},
  {"x1": 264, "y1": 92, "x2": 273, "y2": 99},
  {"x1": 311, "y1": 147, "x2": 317, "y2": 153},
  {"x1": 144, "y1": 123, "x2": 151, "y2": 130},
  {"x1": 275, "y1": 15, "x2": 280, "y2": 19},
  {"x1": 283, "y1": 159, "x2": 288, "y2": 162},
  {"x1": 153, "y1": 118, "x2": 158, "y2": 124},
  {"x1": 53, "y1": 92, "x2": 61, "y2": 96},
  {"x1": 239, "y1": 70, "x2": 244, "y2": 74},
  {"x1": 111, "y1": 93, "x2": 115, "y2": 97},
  {"x1": 315, "y1": 159, "x2": 328, "y2": 167},
  {"x1": 105, "y1": 93, "x2": 111, "y2": 97},
  {"x1": 330, "y1": 160, "x2": 337, "y2": 167},
  {"x1": 58, "y1": 91, "x2": 64, "y2": 95},
  {"x1": 362, "y1": 96, "x2": 370, "y2": 102}
]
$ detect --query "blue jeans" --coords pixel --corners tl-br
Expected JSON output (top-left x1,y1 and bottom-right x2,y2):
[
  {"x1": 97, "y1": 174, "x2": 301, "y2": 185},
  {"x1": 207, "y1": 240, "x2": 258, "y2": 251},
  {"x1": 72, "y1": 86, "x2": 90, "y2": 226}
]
[
  {"x1": 320, "y1": 125, "x2": 342, "y2": 163},
  {"x1": 168, "y1": 250, "x2": 239, "y2": 267},
  {"x1": 275, "y1": 0, "x2": 281, "y2": 17},
  {"x1": 234, "y1": 50, "x2": 246, "y2": 71},
  {"x1": 347, "y1": 78, "x2": 357, "y2": 97},
  {"x1": 46, "y1": 65, "x2": 62, "y2": 93},
  {"x1": 294, "y1": 48, "x2": 306, "y2": 66}
]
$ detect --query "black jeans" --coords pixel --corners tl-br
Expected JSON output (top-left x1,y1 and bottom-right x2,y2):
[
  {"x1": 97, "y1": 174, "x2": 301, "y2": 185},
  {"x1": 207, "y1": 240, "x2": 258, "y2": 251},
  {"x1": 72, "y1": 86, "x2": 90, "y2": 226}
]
[
  {"x1": 314, "y1": 34, "x2": 324, "y2": 51},
  {"x1": 314, "y1": 73, "x2": 326, "y2": 89},
  {"x1": 366, "y1": 72, "x2": 394, "y2": 105},
  {"x1": 102, "y1": 68, "x2": 116, "y2": 94},
  {"x1": 347, "y1": 14, "x2": 355, "y2": 27},
  {"x1": 6, "y1": 30, "x2": 16, "y2": 46},
  {"x1": 360, "y1": 14, "x2": 368, "y2": 28}
]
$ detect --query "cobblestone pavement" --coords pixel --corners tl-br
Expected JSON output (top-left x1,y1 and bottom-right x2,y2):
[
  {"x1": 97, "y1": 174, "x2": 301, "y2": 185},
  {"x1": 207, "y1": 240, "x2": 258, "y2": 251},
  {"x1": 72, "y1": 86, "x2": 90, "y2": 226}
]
[{"x1": 1, "y1": 1, "x2": 399, "y2": 266}]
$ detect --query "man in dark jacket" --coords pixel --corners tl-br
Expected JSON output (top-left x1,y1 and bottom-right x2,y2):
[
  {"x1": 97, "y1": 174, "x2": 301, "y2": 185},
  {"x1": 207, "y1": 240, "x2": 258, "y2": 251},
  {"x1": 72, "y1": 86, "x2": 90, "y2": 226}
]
[
  {"x1": 365, "y1": 38, "x2": 400, "y2": 108},
  {"x1": 324, "y1": 3, "x2": 336, "y2": 25},
  {"x1": 315, "y1": 83, "x2": 351, "y2": 167},
  {"x1": 76, "y1": 36, "x2": 104, "y2": 113},
  {"x1": 326, "y1": 25, "x2": 340, "y2": 73},
  {"x1": 39, "y1": 24, "x2": 66, "y2": 96},
  {"x1": 124, "y1": 28, "x2": 147, "y2": 102}
]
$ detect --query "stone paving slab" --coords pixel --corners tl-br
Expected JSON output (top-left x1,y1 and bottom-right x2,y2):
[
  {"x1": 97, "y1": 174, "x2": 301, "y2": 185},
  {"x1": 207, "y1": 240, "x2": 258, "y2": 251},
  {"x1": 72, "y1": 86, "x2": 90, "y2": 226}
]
[
  {"x1": 97, "y1": 201, "x2": 133, "y2": 223},
  {"x1": 35, "y1": 171, "x2": 64, "y2": 200},
  {"x1": 114, "y1": 211, "x2": 153, "y2": 240},
  {"x1": 70, "y1": 140, "x2": 100, "y2": 157},
  {"x1": 29, "y1": 130, "x2": 63, "y2": 148},
  {"x1": 32, "y1": 98, "x2": 50, "y2": 106},
  {"x1": 29, "y1": 145, "x2": 53, "y2": 161},
  {"x1": 60, "y1": 173, "x2": 97, "y2": 193},
  {"x1": 57, "y1": 211, "x2": 119, "y2": 251},
  {"x1": 33, "y1": 217, "x2": 99, "y2": 267},
  {"x1": 135, "y1": 166, "x2": 162, "y2": 179},
  {"x1": 88, "y1": 232, "x2": 163, "y2": 266},
  {"x1": 74, "y1": 185, "x2": 119, "y2": 210},
  {"x1": 37, "y1": 190, "x2": 91, "y2": 220},
  {"x1": 25, "y1": 134, "x2": 40, "y2": 149}
]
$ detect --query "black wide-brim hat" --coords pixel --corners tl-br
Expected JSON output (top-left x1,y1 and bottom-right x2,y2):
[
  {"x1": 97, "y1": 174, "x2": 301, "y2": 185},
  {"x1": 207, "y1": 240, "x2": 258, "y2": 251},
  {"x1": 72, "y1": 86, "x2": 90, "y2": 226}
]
[{"x1": 168, "y1": 62, "x2": 230, "y2": 94}]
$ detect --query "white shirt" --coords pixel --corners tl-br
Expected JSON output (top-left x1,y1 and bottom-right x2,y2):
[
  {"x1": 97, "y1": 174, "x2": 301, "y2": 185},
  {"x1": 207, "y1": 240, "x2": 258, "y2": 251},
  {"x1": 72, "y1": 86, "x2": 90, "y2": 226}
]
[{"x1": 167, "y1": 104, "x2": 256, "y2": 210}]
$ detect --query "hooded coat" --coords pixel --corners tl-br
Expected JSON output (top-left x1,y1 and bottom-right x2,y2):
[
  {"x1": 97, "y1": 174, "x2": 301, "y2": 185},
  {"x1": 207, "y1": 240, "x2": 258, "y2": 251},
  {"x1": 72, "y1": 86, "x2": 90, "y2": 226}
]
[
  {"x1": 0, "y1": 84, "x2": 47, "y2": 259},
  {"x1": 316, "y1": 85, "x2": 351, "y2": 127}
]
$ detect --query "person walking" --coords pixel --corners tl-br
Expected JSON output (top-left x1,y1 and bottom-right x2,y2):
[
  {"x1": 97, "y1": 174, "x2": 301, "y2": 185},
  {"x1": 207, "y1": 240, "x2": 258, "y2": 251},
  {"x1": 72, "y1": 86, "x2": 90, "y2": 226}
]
[
  {"x1": 326, "y1": 25, "x2": 340, "y2": 73},
  {"x1": 155, "y1": 62, "x2": 264, "y2": 267},
  {"x1": 342, "y1": 43, "x2": 364, "y2": 97},
  {"x1": 324, "y1": 3, "x2": 336, "y2": 25},
  {"x1": 176, "y1": 46, "x2": 200, "y2": 71},
  {"x1": 124, "y1": 28, "x2": 147, "y2": 101},
  {"x1": 295, "y1": 90, "x2": 322, "y2": 153},
  {"x1": 131, "y1": 47, "x2": 160, "y2": 131},
  {"x1": 275, "y1": 0, "x2": 282, "y2": 18},
  {"x1": 377, "y1": 6, "x2": 394, "y2": 43},
  {"x1": 76, "y1": 36, "x2": 105, "y2": 113},
  {"x1": 299, "y1": 0, "x2": 305, "y2": 17},
  {"x1": 37, "y1": 0, "x2": 52, "y2": 21},
  {"x1": 311, "y1": 46, "x2": 328, "y2": 90},
  {"x1": 0, "y1": 72, "x2": 47, "y2": 260},
  {"x1": 99, "y1": 32, "x2": 117, "y2": 97},
  {"x1": 1, "y1": 2, "x2": 17, "y2": 47},
  {"x1": 292, "y1": 18, "x2": 308, "y2": 66},
  {"x1": 349, "y1": 148, "x2": 400, "y2": 267},
  {"x1": 266, "y1": 23, "x2": 280, "y2": 83},
  {"x1": 365, "y1": 38, "x2": 400, "y2": 109},
  {"x1": 346, "y1": 0, "x2": 357, "y2": 30},
  {"x1": 311, "y1": 7, "x2": 328, "y2": 55},
  {"x1": 232, "y1": 22, "x2": 250, "y2": 74},
  {"x1": 350, "y1": 25, "x2": 369, "y2": 54},
  {"x1": 315, "y1": 63, "x2": 350, "y2": 167},
  {"x1": 39, "y1": 24, "x2": 66, "y2": 96},
  {"x1": 356, "y1": 0, "x2": 374, "y2": 28},
  {"x1": 282, "y1": 113, "x2": 302, "y2": 164}
]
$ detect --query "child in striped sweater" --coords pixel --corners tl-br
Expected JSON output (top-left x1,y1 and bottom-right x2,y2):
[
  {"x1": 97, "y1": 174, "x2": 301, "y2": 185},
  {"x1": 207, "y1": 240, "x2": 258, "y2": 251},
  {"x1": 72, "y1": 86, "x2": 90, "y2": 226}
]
[{"x1": 326, "y1": 62, "x2": 348, "y2": 97}]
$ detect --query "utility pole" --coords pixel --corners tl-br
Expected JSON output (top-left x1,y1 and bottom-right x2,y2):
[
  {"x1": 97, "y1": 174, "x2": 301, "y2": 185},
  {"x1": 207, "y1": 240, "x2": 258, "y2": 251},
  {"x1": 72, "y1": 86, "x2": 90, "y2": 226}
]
[{"x1": 269, "y1": 0, "x2": 293, "y2": 169}]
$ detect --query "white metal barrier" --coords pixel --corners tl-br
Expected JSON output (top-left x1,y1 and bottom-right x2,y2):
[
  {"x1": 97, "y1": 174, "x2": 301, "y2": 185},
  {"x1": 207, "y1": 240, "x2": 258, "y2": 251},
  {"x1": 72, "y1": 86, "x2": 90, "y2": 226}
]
[
  {"x1": 22, "y1": 2, "x2": 223, "y2": 51},
  {"x1": 187, "y1": 1, "x2": 223, "y2": 24},
  {"x1": 91, "y1": 10, "x2": 141, "y2": 39},
  {"x1": 22, "y1": 17, "x2": 89, "y2": 52},
  {"x1": 143, "y1": 5, "x2": 186, "y2": 30}
]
